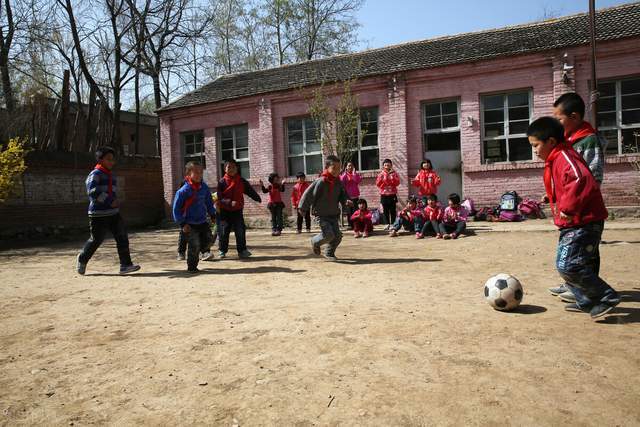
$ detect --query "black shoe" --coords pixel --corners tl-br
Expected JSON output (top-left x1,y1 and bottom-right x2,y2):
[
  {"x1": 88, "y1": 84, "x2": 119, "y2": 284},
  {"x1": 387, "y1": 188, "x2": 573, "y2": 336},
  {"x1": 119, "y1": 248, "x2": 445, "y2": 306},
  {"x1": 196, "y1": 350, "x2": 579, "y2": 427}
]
[
  {"x1": 590, "y1": 302, "x2": 618, "y2": 320},
  {"x1": 564, "y1": 303, "x2": 590, "y2": 313},
  {"x1": 187, "y1": 268, "x2": 200, "y2": 274}
]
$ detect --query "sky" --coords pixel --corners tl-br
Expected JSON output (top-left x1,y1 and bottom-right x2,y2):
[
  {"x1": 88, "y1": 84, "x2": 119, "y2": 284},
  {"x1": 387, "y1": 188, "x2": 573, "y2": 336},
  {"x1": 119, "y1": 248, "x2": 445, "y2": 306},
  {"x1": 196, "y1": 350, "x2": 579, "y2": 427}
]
[{"x1": 356, "y1": 0, "x2": 636, "y2": 50}]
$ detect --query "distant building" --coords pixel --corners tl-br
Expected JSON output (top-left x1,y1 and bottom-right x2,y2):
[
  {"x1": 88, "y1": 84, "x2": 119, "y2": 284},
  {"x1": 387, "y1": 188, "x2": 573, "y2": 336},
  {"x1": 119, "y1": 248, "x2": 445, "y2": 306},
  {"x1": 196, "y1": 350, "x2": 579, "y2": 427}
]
[{"x1": 157, "y1": 3, "x2": 640, "y2": 215}]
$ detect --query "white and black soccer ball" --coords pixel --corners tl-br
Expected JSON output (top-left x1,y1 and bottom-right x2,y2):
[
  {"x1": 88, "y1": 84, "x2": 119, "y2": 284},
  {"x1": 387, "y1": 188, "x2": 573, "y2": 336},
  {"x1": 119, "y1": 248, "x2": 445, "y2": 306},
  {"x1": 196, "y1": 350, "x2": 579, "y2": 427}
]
[{"x1": 484, "y1": 274, "x2": 523, "y2": 311}]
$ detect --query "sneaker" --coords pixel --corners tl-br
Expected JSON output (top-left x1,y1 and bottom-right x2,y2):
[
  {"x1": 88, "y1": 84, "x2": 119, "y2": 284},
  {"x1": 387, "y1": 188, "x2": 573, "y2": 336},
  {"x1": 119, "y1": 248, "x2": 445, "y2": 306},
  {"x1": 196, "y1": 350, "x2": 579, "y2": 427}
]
[
  {"x1": 354, "y1": 232, "x2": 361, "y2": 238},
  {"x1": 590, "y1": 302, "x2": 618, "y2": 319},
  {"x1": 218, "y1": 251, "x2": 226, "y2": 259},
  {"x1": 384, "y1": 225, "x2": 390, "y2": 231},
  {"x1": 271, "y1": 230, "x2": 277, "y2": 236},
  {"x1": 416, "y1": 233, "x2": 424, "y2": 239},
  {"x1": 389, "y1": 230, "x2": 398, "y2": 237},
  {"x1": 443, "y1": 234, "x2": 451, "y2": 240},
  {"x1": 177, "y1": 253, "x2": 186, "y2": 261},
  {"x1": 120, "y1": 264, "x2": 141, "y2": 275},
  {"x1": 436, "y1": 234, "x2": 443, "y2": 239},
  {"x1": 311, "y1": 239, "x2": 321, "y2": 256},
  {"x1": 564, "y1": 303, "x2": 590, "y2": 313},
  {"x1": 201, "y1": 251, "x2": 214, "y2": 261},
  {"x1": 187, "y1": 268, "x2": 200, "y2": 274},
  {"x1": 238, "y1": 250, "x2": 252, "y2": 259},
  {"x1": 451, "y1": 233, "x2": 458, "y2": 239},
  {"x1": 297, "y1": 229, "x2": 302, "y2": 234},
  {"x1": 363, "y1": 231, "x2": 370, "y2": 238},
  {"x1": 323, "y1": 253, "x2": 338, "y2": 262},
  {"x1": 558, "y1": 290, "x2": 576, "y2": 303},
  {"x1": 548, "y1": 284, "x2": 569, "y2": 296},
  {"x1": 306, "y1": 228, "x2": 312, "y2": 233},
  {"x1": 76, "y1": 254, "x2": 87, "y2": 275}
]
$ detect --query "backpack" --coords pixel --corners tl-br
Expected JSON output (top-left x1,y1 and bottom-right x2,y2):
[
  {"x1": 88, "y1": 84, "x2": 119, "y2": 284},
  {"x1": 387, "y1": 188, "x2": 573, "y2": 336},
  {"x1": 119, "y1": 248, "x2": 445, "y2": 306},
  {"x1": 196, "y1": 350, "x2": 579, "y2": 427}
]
[
  {"x1": 498, "y1": 210, "x2": 524, "y2": 222},
  {"x1": 474, "y1": 206, "x2": 490, "y2": 221},
  {"x1": 371, "y1": 208, "x2": 381, "y2": 225},
  {"x1": 500, "y1": 191, "x2": 520, "y2": 211},
  {"x1": 518, "y1": 198, "x2": 545, "y2": 219},
  {"x1": 461, "y1": 198, "x2": 476, "y2": 216}
]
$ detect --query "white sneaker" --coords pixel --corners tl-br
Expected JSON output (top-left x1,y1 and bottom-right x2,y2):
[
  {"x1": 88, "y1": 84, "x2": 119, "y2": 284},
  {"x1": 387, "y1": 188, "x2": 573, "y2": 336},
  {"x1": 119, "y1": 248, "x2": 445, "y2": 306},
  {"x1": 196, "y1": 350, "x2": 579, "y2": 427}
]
[
  {"x1": 177, "y1": 253, "x2": 186, "y2": 261},
  {"x1": 201, "y1": 251, "x2": 214, "y2": 261}
]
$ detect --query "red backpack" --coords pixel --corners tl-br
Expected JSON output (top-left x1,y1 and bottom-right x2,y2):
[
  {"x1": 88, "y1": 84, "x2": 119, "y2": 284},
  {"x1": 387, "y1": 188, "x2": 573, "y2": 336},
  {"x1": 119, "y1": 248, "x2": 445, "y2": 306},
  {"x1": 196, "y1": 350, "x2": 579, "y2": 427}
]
[{"x1": 518, "y1": 198, "x2": 545, "y2": 219}]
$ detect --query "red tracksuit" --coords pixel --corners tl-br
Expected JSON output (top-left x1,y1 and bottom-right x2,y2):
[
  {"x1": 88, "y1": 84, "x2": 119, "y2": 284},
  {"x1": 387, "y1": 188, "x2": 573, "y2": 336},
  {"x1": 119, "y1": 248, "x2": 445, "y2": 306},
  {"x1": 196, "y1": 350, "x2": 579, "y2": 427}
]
[{"x1": 350, "y1": 209, "x2": 373, "y2": 233}]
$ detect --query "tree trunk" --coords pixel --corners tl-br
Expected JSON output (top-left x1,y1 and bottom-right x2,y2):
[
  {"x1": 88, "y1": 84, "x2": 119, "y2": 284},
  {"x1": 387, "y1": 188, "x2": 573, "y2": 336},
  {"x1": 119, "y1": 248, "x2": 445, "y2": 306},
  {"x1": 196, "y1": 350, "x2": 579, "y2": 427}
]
[
  {"x1": 134, "y1": 67, "x2": 140, "y2": 155},
  {"x1": 85, "y1": 87, "x2": 97, "y2": 151},
  {"x1": 53, "y1": 70, "x2": 70, "y2": 151}
]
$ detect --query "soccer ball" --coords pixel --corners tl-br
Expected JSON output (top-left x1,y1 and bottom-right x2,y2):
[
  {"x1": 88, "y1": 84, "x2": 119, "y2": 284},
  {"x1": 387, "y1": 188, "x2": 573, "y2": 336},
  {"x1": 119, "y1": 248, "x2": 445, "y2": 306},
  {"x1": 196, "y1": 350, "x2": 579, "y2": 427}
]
[{"x1": 484, "y1": 274, "x2": 523, "y2": 311}]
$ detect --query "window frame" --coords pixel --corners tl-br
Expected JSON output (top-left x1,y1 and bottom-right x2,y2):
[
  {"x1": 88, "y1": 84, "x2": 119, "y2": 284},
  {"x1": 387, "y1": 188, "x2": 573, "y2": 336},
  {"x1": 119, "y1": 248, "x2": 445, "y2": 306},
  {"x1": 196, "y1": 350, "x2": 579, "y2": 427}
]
[
  {"x1": 181, "y1": 130, "x2": 206, "y2": 168},
  {"x1": 285, "y1": 116, "x2": 323, "y2": 176},
  {"x1": 217, "y1": 124, "x2": 250, "y2": 178},
  {"x1": 480, "y1": 89, "x2": 534, "y2": 164},
  {"x1": 422, "y1": 98, "x2": 461, "y2": 153},
  {"x1": 346, "y1": 106, "x2": 380, "y2": 172},
  {"x1": 597, "y1": 76, "x2": 640, "y2": 156}
]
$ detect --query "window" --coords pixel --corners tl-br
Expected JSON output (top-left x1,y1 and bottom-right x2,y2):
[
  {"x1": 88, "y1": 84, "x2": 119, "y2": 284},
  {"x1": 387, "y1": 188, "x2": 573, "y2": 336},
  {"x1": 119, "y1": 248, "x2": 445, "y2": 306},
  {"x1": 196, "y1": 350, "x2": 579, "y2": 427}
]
[
  {"x1": 182, "y1": 130, "x2": 205, "y2": 168},
  {"x1": 423, "y1": 100, "x2": 460, "y2": 152},
  {"x1": 481, "y1": 91, "x2": 532, "y2": 163},
  {"x1": 218, "y1": 124, "x2": 250, "y2": 178},
  {"x1": 344, "y1": 107, "x2": 380, "y2": 171},
  {"x1": 597, "y1": 76, "x2": 640, "y2": 155},
  {"x1": 287, "y1": 117, "x2": 322, "y2": 175}
]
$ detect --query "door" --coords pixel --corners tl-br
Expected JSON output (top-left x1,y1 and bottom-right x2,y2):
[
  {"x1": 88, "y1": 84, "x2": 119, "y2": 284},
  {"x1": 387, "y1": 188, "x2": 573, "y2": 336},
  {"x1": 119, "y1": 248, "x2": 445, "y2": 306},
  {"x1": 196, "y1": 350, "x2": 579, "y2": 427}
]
[{"x1": 422, "y1": 99, "x2": 463, "y2": 201}]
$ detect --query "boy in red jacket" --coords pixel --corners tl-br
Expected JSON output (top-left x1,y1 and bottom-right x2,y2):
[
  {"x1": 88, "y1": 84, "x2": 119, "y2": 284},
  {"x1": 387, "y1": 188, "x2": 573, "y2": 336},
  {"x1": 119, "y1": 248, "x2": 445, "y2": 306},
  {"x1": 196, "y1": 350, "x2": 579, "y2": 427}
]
[
  {"x1": 291, "y1": 172, "x2": 311, "y2": 233},
  {"x1": 527, "y1": 117, "x2": 619, "y2": 320}
]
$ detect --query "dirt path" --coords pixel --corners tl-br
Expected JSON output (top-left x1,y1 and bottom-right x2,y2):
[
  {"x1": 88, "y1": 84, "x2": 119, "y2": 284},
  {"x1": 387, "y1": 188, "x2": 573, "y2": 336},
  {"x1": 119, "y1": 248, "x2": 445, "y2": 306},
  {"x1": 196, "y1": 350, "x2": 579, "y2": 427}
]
[{"x1": 1, "y1": 225, "x2": 639, "y2": 426}]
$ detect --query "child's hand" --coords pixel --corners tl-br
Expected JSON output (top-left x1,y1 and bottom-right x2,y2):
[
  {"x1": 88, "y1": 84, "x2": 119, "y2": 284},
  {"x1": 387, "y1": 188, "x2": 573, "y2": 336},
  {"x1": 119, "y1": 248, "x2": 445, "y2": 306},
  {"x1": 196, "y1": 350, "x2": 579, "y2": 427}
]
[{"x1": 182, "y1": 224, "x2": 191, "y2": 233}]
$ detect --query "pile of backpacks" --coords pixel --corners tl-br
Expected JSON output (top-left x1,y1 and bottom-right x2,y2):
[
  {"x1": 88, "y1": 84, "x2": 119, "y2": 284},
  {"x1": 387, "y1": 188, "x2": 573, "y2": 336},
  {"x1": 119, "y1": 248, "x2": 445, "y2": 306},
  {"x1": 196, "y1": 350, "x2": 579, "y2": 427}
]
[{"x1": 472, "y1": 191, "x2": 546, "y2": 222}]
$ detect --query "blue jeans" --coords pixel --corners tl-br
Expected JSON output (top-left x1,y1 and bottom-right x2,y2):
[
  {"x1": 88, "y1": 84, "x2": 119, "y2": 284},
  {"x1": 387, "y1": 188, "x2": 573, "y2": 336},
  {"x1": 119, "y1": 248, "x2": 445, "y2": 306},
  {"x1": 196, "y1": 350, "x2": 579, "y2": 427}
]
[
  {"x1": 312, "y1": 216, "x2": 342, "y2": 256},
  {"x1": 556, "y1": 221, "x2": 619, "y2": 309},
  {"x1": 392, "y1": 217, "x2": 422, "y2": 232}
]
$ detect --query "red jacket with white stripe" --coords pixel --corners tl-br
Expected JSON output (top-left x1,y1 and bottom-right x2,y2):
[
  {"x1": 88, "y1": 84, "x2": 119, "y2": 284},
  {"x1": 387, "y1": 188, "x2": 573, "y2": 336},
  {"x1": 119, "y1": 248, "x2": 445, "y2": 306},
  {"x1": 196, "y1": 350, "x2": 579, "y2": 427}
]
[{"x1": 547, "y1": 145, "x2": 607, "y2": 228}]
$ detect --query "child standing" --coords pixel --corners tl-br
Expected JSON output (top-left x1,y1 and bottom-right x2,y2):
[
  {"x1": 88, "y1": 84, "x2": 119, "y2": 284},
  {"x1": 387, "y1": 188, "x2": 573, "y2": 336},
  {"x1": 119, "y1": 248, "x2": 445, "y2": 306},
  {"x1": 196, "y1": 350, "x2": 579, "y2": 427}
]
[
  {"x1": 376, "y1": 158, "x2": 400, "y2": 229},
  {"x1": 298, "y1": 155, "x2": 352, "y2": 261},
  {"x1": 411, "y1": 159, "x2": 442, "y2": 204},
  {"x1": 76, "y1": 147, "x2": 140, "y2": 275},
  {"x1": 439, "y1": 193, "x2": 468, "y2": 239},
  {"x1": 291, "y1": 172, "x2": 311, "y2": 233},
  {"x1": 340, "y1": 161, "x2": 363, "y2": 229},
  {"x1": 418, "y1": 194, "x2": 443, "y2": 239},
  {"x1": 260, "y1": 173, "x2": 285, "y2": 236},
  {"x1": 389, "y1": 197, "x2": 423, "y2": 237},
  {"x1": 350, "y1": 199, "x2": 373, "y2": 238},
  {"x1": 172, "y1": 161, "x2": 217, "y2": 273},
  {"x1": 527, "y1": 116, "x2": 618, "y2": 319},
  {"x1": 217, "y1": 159, "x2": 262, "y2": 259}
]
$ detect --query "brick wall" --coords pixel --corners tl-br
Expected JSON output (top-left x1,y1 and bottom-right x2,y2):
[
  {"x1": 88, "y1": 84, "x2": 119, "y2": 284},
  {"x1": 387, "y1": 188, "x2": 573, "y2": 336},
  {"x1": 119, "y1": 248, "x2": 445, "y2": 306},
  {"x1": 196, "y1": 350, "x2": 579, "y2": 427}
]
[{"x1": 0, "y1": 151, "x2": 164, "y2": 236}]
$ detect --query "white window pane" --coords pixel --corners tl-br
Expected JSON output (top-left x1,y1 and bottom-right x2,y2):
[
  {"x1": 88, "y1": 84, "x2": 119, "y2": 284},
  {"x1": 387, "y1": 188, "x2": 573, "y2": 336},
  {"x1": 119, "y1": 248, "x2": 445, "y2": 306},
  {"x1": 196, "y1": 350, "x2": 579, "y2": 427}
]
[
  {"x1": 361, "y1": 149, "x2": 379, "y2": 171},
  {"x1": 306, "y1": 155, "x2": 323, "y2": 175},
  {"x1": 441, "y1": 101, "x2": 457, "y2": 115},
  {"x1": 484, "y1": 123, "x2": 504, "y2": 137},
  {"x1": 508, "y1": 92, "x2": 529, "y2": 107},
  {"x1": 289, "y1": 156, "x2": 304, "y2": 176},
  {"x1": 362, "y1": 133, "x2": 378, "y2": 147},
  {"x1": 221, "y1": 128, "x2": 233, "y2": 139},
  {"x1": 425, "y1": 103, "x2": 440, "y2": 117},
  {"x1": 235, "y1": 125, "x2": 248, "y2": 140},
  {"x1": 426, "y1": 116, "x2": 442, "y2": 130},
  {"x1": 509, "y1": 106, "x2": 529, "y2": 121},
  {"x1": 287, "y1": 119, "x2": 303, "y2": 133},
  {"x1": 484, "y1": 140, "x2": 507, "y2": 162},
  {"x1": 236, "y1": 148, "x2": 249, "y2": 159},
  {"x1": 484, "y1": 110, "x2": 504, "y2": 123},
  {"x1": 235, "y1": 136, "x2": 248, "y2": 148},
  {"x1": 508, "y1": 138, "x2": 532, "y2": 161},
  {"x1": 238, "y1": 161, "x2": 250, "y2": 178},
  {"x1": 509, "y1": 121, "x2": 529, "y2": 135},
  {"x1": 442, "y1": 114, "x2": 458, "y2": 128},
  {"x1": 483, "y1": 95, "x2": 504, "y2": 110},
  {"x1": 289, "y1": 142, "x2": 303, "y2": 155},
  {"x1": 288, "y1": 130, "x2": 303, "y2": 144}
]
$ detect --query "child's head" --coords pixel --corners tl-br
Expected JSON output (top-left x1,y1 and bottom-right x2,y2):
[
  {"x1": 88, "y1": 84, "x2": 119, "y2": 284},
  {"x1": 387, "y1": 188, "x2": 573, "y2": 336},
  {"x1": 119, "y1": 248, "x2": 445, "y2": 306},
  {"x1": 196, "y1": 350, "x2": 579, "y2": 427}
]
[
  {"x1": 553, "y1": 92, "x2": 585, "y2": 135},
  {"x1": 448, "y1": 193, "x2": 461, "y2": 207},
  {"x1": 296, "y1": 171, "x2": 306, "y2": 183},
  {"x1": 357, "y1": 198, "x2": 368, "y2": 210},
  {"x1": 407, "y1": 196, "x2": 418, "y2": 209},
  {"x1": 420, "y1": 159, "x2": 433, "y2": 170},
  {"x1": 346, "y1": 161, "x2": 355, "y2": 173},
  {"x1": 427, "y1": 194, "x2": 438, "y2": 207},
  {"x1": 383, "y1": 158, "x2": 393, "y2": 171},
  {"x1": 527, "y1": 116, "x2": 565, "y2": 161},
  {"x1": 224, "y1": 159, "x2": 238, "y2": 176},
  {"x1": 325, "y1": 155, "x2": 341, "y2": 177},
  {"x1": 95, "y1": 146, "x2": 116, "y2": 170},
  {"x1": 185, "y1": 161, "x2": 203, "y2": 182},
  {"x1": 268, "y1": 172, "x2": 280, "y2": 184}
]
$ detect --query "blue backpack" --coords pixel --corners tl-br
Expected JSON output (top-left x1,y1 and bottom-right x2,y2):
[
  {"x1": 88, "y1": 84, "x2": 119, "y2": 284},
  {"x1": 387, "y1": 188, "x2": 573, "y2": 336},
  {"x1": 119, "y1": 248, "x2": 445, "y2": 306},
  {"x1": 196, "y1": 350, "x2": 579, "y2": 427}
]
[{"x1": 500, "y1": 191, "x2": 520, "y2": 212}]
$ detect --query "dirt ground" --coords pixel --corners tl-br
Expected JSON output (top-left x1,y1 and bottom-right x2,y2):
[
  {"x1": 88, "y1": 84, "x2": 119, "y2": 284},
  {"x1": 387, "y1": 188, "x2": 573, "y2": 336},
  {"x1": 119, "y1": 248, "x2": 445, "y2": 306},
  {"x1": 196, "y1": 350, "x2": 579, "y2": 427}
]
[{"x1": 1, "y1": 221, "x2": 639, "y2": 426}]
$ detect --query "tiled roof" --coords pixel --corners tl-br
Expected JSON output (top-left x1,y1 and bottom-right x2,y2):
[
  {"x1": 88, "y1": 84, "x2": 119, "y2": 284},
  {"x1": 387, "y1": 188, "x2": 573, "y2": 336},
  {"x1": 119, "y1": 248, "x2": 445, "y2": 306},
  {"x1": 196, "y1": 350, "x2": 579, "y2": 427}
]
[{"x1": 159, "y1": 2, "x2": 640, "y2": 112}]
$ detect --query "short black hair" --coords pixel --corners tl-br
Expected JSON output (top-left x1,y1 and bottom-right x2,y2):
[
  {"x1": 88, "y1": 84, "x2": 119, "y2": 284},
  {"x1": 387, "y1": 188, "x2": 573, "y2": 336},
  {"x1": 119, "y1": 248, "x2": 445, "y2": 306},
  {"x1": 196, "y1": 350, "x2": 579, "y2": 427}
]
[
  {"x1": 296, "y1": 171, "x2": 306, "y2": 178},
  {"x1": 553, "y1": 92, "x2": 585, "y2": 118},
  {"x1": 357, "y1": 198, "x2": 368, "y2": 209},
  {"x1": 383, "y1": 158, "x2": 392, "y2": 165},
  {"x1": 448, "y1": 193, "x2": 461, "y2": 205},
  {"x1": 527, "y1": 117, "x2": 565, "y2": 143},
  {"x1": 427, "y1": 194, "x2": 438, "y2": 202},
  {"x1": 95, "y1": 146, "x2": 115, "y2": 161},
  {"x1": 224, "y1": 159, "x2": 238, "y2": 168},
  {"x1": 421, "y1": 159, "x2": 432, "y2": 169},
  {"x1": 185, "y1": 161, "x2": 201, "y2": 173},
  {"x1": 408, "y1": 196, "x2": 418, "y2": 204},
  {"x1": 325, "y1": 155, "x2": 340, "y2": 168},
  {"x1": 268, "y1": 172, "x2": 279, "y2": 184}
]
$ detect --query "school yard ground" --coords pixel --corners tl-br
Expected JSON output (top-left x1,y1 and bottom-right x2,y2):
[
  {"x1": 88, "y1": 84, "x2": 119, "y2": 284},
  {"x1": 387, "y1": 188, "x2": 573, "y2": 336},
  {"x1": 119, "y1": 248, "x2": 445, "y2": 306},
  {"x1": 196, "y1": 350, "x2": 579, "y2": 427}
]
[{"x1": 1, "y1": 220, "x2": 639, "y2": 426}]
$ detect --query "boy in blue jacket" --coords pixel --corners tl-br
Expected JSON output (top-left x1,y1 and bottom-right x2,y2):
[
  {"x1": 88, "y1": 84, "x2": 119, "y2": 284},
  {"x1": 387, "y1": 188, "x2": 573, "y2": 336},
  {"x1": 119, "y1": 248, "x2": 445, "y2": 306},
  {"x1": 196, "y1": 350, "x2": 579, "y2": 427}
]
[
  {"x1": 76, "y1": 146, "x2": 140, "y2": 275},
  {"x1": 173, "y1": 161, "x2": 217, "y2": 273}
]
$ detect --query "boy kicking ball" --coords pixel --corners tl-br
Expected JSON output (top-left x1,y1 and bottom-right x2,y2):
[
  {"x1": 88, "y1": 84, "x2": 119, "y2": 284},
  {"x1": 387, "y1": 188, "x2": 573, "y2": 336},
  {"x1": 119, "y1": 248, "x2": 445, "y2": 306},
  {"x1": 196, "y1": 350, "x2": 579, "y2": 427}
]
[
  {"x1": 527, "y1": 117, "x2": 619, "y2": 320},
  {"x1": 298, "y1": 155, "x2": 352, "y2": 261}
]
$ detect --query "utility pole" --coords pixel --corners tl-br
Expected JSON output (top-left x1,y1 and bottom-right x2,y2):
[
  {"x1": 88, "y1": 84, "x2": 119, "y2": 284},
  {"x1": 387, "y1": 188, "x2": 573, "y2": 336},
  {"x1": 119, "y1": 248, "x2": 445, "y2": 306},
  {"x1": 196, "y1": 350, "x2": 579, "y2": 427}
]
[{"x1": 589, "y1": 0, "x2": 598, "y2": 129}]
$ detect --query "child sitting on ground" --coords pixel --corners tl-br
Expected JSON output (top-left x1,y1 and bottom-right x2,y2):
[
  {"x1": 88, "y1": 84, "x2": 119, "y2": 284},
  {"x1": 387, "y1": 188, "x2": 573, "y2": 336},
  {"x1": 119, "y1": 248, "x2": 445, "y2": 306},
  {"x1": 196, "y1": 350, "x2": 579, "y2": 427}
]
[
  {"x1": 260, "y1": 173, "x2": 286, "y2": 236},
  {"x1": 389, "y1": 197, "x2": 423, "y2": 237},
  {"x1": 291, "y1": 172, "x2": 311, "y2": 233},
  {"x1": 417, "y1": 194, "x2": 443, "y2": 239},
  {"x1": 440, "y1": 193, "x2": 468, "y2": 239},
  {"x1": 527, "y1": 116, "x2": 618, "y2": 320},
  {"x1": 350, "y1": 199, "x2": 373, "y2": 238},
  {"x1": 412, "y1": 159, "x2": 442, "y2": 205},
  {"x1": 173, "y1": 161, "x2": 217, "y2": 273},
  {"x1": 76, "y1": 146, "x2": 140, "y2": 275},
  {"x1": 298, "y1": 155, "x2": 352, "y2": 261},
  {"x1": 217, "y1": 159, "x2": 262, "y2": 259}
]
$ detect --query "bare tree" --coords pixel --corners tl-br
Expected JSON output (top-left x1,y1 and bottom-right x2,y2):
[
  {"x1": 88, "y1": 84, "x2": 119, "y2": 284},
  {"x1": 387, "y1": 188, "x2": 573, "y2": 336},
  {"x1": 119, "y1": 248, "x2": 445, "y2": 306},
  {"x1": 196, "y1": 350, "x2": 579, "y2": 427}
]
[{"x1": 0, "y1": 0, "x2": 16, "y2": 111}]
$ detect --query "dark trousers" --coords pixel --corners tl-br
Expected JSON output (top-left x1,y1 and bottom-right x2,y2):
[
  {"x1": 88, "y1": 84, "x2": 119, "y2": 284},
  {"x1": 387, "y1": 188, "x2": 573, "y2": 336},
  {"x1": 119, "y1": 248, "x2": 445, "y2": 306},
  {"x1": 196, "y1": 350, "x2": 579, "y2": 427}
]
[
  {"x1": 439, "y1": 221, "x2": 466, "y2": 235},
  {"x1": 219, "y1": 210, "x2": 247, "y2": 254},
  {"x1": 312, "y1": 216, "x2": 342, "y2": 256},
  {"x1": 79, "y1": 214, "x2": 132, "y2": 267},
  {"x1": 352, "y1": 217, "x2": 373, "y2": 233},
  {"x1": 421, "y1": 220, "x2": 441, "y2": 236},
  {"x1": 346, "y1": 198, "x2": 360, "y2": 228},
  {"x1": 269, "y1": 204, "x2": 284, "y2": 231},
  {"x1": 184, "y1": 223, "x2": 212, "y2": 270},
  {"x1": 178, "y1": 226, "x2": 214, "y2": 255},
  {"x1": 297, "y1": 209, "x2": 311, "y2": 231},
  {"x1": 381, "y1": 195, "x2": 398, "y2": 225},
  {"x1": 556, "y1": 221, "x2": 619, "y2": 309}
]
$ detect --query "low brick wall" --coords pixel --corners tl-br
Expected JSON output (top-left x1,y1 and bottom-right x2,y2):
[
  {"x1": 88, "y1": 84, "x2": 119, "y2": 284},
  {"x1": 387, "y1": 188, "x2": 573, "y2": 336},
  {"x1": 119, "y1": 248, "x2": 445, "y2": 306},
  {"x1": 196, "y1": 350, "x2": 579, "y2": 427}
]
[{"x1": 0, "y1": 151, "x2": 164, "y2": 239}]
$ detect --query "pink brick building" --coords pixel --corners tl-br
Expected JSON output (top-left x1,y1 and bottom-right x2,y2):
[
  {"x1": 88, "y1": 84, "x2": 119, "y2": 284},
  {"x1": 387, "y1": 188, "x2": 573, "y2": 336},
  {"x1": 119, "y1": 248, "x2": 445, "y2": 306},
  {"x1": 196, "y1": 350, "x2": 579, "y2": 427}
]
[{"x1": 157, "y1": 3, "x2": 640, "y2": 217}]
